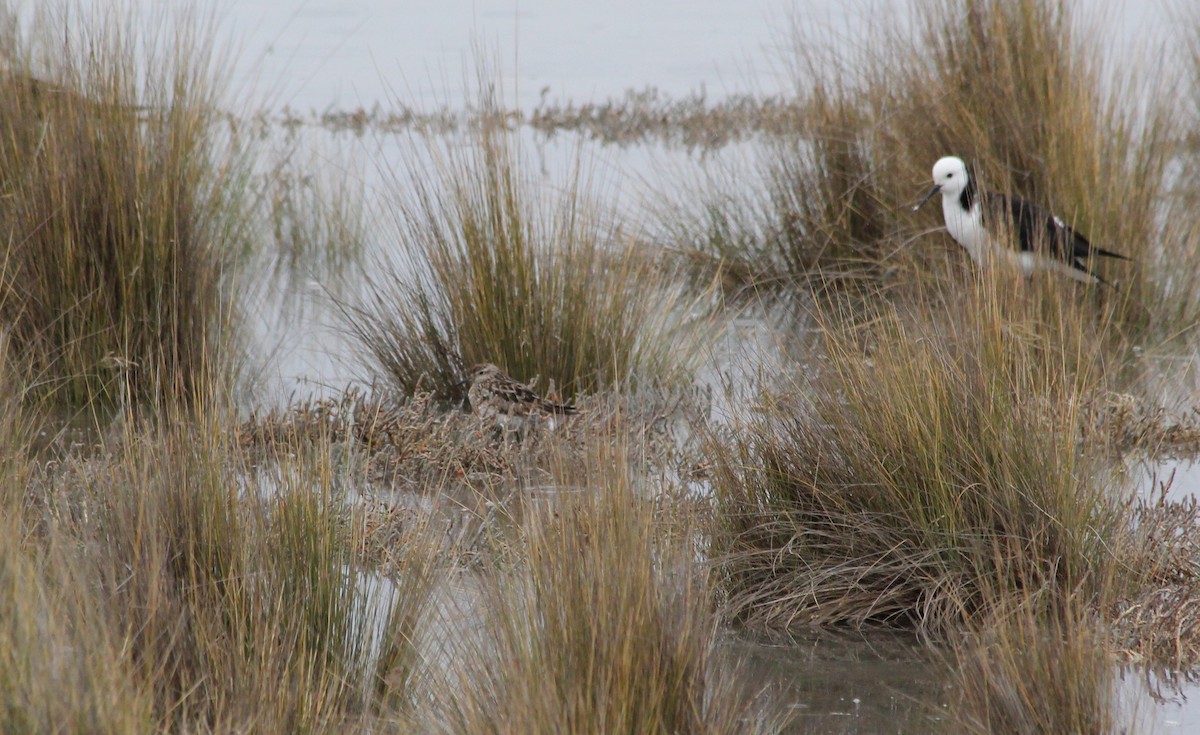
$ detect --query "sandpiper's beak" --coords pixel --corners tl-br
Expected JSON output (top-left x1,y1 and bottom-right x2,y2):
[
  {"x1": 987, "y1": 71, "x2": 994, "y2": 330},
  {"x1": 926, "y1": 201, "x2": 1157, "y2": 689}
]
[{"x1": 912, "y1": 184, "x2": 941, "y2": 212}]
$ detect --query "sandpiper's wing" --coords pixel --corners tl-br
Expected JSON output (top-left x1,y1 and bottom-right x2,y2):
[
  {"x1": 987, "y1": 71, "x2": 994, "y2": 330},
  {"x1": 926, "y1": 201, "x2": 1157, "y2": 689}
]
[
  {"x1": 540, "y1": 397, "x2": 577, "y2": 415},
  {"x1": 491, "y1": 373, "x2": 577, "y2": 416}
]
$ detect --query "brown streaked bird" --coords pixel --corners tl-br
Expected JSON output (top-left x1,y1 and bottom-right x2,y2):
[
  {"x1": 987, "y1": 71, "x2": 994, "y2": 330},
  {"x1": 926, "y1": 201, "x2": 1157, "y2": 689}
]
[{"x1": 465, "y1": 363, "x2": 577, "y2": 433}]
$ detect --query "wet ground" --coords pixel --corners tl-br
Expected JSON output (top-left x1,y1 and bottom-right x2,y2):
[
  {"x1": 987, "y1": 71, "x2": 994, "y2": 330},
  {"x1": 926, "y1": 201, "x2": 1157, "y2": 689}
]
[{"x1": 30, "y1": 0, "x2": 1200, "y2": 729}]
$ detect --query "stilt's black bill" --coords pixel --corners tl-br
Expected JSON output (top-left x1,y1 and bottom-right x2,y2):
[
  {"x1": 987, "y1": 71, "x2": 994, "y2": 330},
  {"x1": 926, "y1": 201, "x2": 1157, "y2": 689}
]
[{"x1": 913, "y1": 184, "x2": 941, "y2": 212}]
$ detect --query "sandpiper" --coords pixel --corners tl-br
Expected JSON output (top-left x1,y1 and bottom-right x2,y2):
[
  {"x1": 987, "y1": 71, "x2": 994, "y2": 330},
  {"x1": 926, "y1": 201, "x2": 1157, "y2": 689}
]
[
  {"x1": 465, "y1": 362, "x2": 576, "y2": 434},
  {"x1": 913, "y1": 156, "x2": 1128, "y2": 284}
]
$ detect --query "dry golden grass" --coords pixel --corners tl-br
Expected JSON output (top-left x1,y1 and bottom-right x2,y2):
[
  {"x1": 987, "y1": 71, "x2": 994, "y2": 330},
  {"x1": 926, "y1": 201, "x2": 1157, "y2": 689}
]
[
  {"x1": 710, "y1": 275, "x2": 1128, "y2": 634},
  {"x1": 10, "y1": 405, "x2": 446, "y2": 733},
  {"x1": 0, "y1": 6, "x2": 256, "y2": 410},
  {"x1": 947, "y1": 597, "x2": 1136, "y2": 735},
  {"x1": 343, "y1": 90, "x2": 715, "y2": 403},
  {"x1": 421, "y1": 441, "x2": 781, "y2": 734}
]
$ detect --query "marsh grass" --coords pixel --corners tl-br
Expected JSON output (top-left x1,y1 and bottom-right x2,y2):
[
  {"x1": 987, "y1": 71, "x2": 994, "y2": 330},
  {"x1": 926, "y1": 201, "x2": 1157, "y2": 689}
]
[
  {"x1": 344, "y1": 96, "x2": 713, "y2": 402},
  {"x1": 0, "y1": 6, "x2": 254, "y2": 410},
  {"x1": 263, "y1": 143, "x2": 369, "y2": 286},
  {"x1": 8, "y1": 409, "x2": 443, "y2": 732},
  {"x1": 1111, "y1": 482, "x2": 1200, "y2": 672},
  {"x1": 427, "y1": 441, "x2": 778, "y2": 734},
  {"x1": 267, "y1": 88, "x2": 807, "y2": 151},
  {"x1": 711, "y1": 275, "x2": 1128, "y2": 634},
  {"x1": 947, "y1": 597, "x2": 1135, "y2": 735},
  {"x1": 0, "y1": 364, "x2": 150, "y2": 732},
  {"x1": 0, "y1": 521, "x2": 155, "y2": 734}
]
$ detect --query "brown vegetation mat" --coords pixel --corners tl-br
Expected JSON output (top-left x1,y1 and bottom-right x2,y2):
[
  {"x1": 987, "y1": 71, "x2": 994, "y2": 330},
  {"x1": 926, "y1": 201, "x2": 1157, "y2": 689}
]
[
  {"x1": 1084, "y1": 393, "x2": 1200, "y2": 458},
  {"x1": 236, "y1": 386, "x2": 710, "y2": 572},
  {"x1": 263, "y1": 88, "x2": 806, "y2": 151},
  {"x1": 236, "y1": 386, "x2": 706, "y2": 490},
  {"x1": 1113, "y1": 484, "x2": 1200, "y2": 673}
]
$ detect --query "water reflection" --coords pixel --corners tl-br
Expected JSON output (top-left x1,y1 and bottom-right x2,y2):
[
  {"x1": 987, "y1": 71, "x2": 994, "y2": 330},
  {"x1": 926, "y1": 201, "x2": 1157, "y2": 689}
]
[{"x1": 722, "y1": 631, "x2": 942, "y2": 734}]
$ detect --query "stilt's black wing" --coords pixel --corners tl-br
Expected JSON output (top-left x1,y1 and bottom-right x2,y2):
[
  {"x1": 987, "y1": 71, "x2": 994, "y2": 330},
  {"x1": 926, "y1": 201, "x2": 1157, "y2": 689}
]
[{"x1": 992, "y1": 193, "x2": 1127, "y2": 263}]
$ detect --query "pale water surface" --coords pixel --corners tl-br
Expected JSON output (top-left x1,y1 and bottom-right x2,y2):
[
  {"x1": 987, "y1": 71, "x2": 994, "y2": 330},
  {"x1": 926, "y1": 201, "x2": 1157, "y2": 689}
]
[
  {"x1": 26, "y1": 0, "x2": 1200, "y2": 729},
  {"x1": 215, "y1": 1, "x2": 1200, "y2": 730}
]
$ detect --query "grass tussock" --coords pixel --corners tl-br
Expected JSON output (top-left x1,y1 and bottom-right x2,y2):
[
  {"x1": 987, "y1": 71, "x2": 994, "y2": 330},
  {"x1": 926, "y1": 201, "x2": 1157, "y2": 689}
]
[
  {"x1": 426, "y1": 442, "x2": 777, "y2": 734},
  {"x1": 711, "y1": 277, "x2": 1127, "y2": 634},
  {"x1": 947, "y1": 597, "x2": 1135, "y2": 735},
  {"x1": 0, "y1": 6, "x2": 254, "y2": 410},
  {"x1": 0, "y1": 527, "x2": 155, "y2": 734},
  {"x1": 344, "y1": 101, "x2": 713, "y2": 402},
  {"x1": 14, "y1": 412, "x2": 443, "y2": 732}
]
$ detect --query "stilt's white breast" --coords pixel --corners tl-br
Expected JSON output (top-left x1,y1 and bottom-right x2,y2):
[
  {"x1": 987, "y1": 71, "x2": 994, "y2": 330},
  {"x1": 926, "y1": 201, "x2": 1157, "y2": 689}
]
[
  {"x1": 942, "y1": 198, "x2": 1035, "y2": 275},
  {"x1": 941, "y1": 197, "x2": 989, "y2": 266}
]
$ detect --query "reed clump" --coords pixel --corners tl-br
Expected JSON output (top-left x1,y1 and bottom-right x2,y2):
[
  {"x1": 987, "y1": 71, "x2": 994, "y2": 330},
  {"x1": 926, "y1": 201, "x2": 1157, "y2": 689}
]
[
  {"x1": 344, "y1": 96, "x2": 712, "y2": 403},
  {"x1": 0, "y1": 7, "x2": 254, "y2": 410},
  {"x1": 710, "y1": 277, "x2": 1127, "y2": 635},
  {"x1": 946, "y1": 597, "x2": 1136, "y2": 735},
  {"x1": 9, "y1": 411, "x2": 442, "y2": 732},
  {"x1": 425, "y1": 441, "x2": 778, "y2": 734}
]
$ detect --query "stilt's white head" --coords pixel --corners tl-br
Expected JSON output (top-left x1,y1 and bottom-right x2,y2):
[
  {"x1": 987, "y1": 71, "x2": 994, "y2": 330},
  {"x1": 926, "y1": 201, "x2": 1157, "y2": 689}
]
[
  {"x1": 914, "y1": 156, "x2": 970, "y2": 211},
  {"x1": 930, "y1": 156, "x2": 969, "y2": 198}
]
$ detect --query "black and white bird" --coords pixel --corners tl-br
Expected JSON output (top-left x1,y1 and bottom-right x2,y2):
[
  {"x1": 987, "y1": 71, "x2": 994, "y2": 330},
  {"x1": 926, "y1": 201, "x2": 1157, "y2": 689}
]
[{"x1": 913, "y1": 156, "x2": 1127, "y2": 285}]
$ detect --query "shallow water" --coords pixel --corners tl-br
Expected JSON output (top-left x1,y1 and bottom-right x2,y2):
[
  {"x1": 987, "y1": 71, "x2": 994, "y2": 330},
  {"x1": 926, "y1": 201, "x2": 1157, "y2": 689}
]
[
  {"x1": 205, "y1": 0, "x2": 1200, "y2": 727},
  {"x1": 30, "y1": 0, "x2": 1200, "y2": 728},
  {"x1": 723, "y1": 631, "x2": 943, "y2": 733}
]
